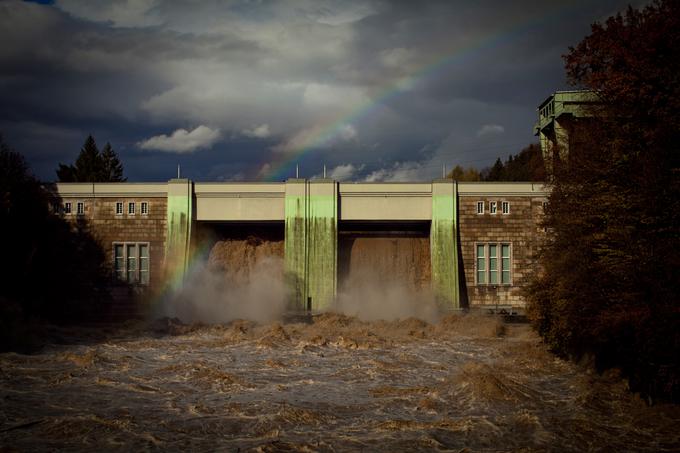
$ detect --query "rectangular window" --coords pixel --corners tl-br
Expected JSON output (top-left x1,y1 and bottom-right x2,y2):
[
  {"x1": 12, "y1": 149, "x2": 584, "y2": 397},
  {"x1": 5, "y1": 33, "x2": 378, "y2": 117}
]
[
  {"x1": 476, "y1": 244, "x2": 486, "y2": 284},
  {"x1": 115, "y1": 202, "x2": 123, "y2": 216},
  {"x1": 128, "y1": 202, "x2": 135, "y2": 215},
  {"x1": 141, "y1": 202, "x2": 149, "y2": 215},
  {"x1": 476, "y1": 201, "x2": 484, "y2": 214},
  {"x1": 501, "y1": 244, "x2": 511, "y2": 284},
  {"x1": 76, "y1": 201, "x2": 84, "y2": 215},
  {"x1": 489, "y1": 244, "x2": 498, "y2": 284},
  {"x1": 64, "y1": 202, "x2": 72, "y2": 215},
  {"x1": 126, "y1": 244, "x2": 137, "y2": 283},
  {"x1": 502, "y1": 201, "x2": 510, "y2": 215},
  {"x1": 114, "y1": 244, "x2": 125, "y2": 281},
  {"x1": 490, "y1": 201, "x2": 497, "y2": 214},
  {"x1": 113, "y1": 242, "x2": 150, "y2": 285},
  {"x1": 139, "y1": 244, "x2": 149, "y2": 285},
  {"x1": 476, "y1": 243, "x2": 512, "y2": 285}
]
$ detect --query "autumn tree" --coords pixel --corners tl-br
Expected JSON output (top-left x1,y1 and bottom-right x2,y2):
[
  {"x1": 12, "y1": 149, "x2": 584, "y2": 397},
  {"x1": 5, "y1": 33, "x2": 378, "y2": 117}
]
[
  {"x1": 446, "y1": 164, "x2": 481, "y2": 181},
  {"x1": 481, "y1": 143, "x2": 546, "y2": 181},
  {"x1": 527, "y1": 0, "x2": 680, "y2": 403}
]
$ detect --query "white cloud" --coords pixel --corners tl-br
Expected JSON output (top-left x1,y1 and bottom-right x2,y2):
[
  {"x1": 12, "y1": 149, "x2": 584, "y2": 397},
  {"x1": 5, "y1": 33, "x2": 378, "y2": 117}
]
[
  {"x1": 327, "y1": 163, "x2": 364, "y2": 181},
  {"x1": 138, "y1": 125, "x2": 220, "y2": 153},
  {"x1": 303, "y1": 83, "x2": 367, "y2": 109},
  {"x1": 476, "y1": 124, "x2": 505, "y2": 137},
  {"x1": 364, "y1": 161, "x2": 429, "y2": 182},
  {"x1": 242, "y1": 124, "x2": 271, "y2": 139}
]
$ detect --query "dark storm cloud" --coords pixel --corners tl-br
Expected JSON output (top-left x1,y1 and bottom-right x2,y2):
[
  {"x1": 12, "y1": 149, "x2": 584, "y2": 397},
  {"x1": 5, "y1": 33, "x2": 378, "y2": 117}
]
[{"x1": 0, "y1": 0, "x2": 644, "y2": 181}]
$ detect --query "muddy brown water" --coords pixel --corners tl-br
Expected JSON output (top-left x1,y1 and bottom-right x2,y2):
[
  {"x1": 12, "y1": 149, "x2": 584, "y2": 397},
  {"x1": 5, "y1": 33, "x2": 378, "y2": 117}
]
[
  {"x1": 1, "y1": 313, "x2": 678, "y2": 452},
  {"x1": 338, "y1": 234, "x2": 431, "y2": 292}
]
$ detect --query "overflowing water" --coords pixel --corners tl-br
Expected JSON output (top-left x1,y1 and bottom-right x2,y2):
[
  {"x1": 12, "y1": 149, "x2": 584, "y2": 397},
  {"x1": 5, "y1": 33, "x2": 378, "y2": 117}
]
[{"x1": 1, "y1": 313, "x2": 678, "y2": 451}]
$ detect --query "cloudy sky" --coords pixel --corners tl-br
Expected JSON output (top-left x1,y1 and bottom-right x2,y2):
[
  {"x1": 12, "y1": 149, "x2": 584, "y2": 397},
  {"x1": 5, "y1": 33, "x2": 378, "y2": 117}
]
[{"x1": 1, "y1": 0, "x2": 642, "y2": 182}]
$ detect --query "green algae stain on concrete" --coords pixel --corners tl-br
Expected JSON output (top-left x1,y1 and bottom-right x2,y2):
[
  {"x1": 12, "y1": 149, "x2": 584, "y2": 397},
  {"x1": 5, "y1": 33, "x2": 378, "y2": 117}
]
[
  {"x1": 165, "y1": 179, "x2": 193, "y2": 288},
  {"x1": 431, "y1": 180, "x2": 460, "y2": 309},
  {"x1": 284, "y1": 183, "x2": 307, "y2": 309},
  {"x1": 306, "y1": 188, "x2": 338, "y2": 310},
  {"x1": 284, "y1": 180, "x2": 338, "y2": 311}
]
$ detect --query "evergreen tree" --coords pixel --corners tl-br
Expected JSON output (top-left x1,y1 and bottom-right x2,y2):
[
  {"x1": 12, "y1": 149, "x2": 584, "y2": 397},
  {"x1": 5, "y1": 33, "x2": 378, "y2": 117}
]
[
  {"x1": 73, "y1": 135, "x2": 104, "y2": 182},
  {"x1": 100, "y1": 142, "x2": 126, "y2": 182},
  {"x1": 56, "y1": 135, "x2": 125, "y2": 182},
  {"x1": 481, "y1": 144, "x2": 546, "y2": 182},
  {"x1": 484, "y1": 158, "x2": 505, "y2": 181}
]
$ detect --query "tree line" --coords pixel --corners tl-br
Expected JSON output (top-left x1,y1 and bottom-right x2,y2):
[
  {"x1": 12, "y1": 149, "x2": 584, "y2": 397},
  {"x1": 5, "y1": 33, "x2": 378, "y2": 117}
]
[
  {"x1": 0, "y1": 135, "x2": 111, "y2": 352},
  {"x1": 527, "y1": 0, "x2": 679, "y2": 403},
  {"x1": 57, "y1": 135, "x2": 126, "y2": 182},
  {"x1": 447, "y1": 143, "x2": 546, "y2": 182}
]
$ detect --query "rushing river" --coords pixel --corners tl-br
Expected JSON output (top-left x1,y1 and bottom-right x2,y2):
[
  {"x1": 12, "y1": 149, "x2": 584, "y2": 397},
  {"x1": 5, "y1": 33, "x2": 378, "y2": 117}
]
[{"x1": 1, "y1": 313, "x2": 678, "y2": 451}]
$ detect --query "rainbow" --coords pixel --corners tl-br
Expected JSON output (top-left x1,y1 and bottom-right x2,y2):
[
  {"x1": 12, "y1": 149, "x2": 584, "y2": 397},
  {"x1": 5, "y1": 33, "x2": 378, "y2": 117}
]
[{"x1": 262, "y1": 4, "x2": 577, "y2": 182}]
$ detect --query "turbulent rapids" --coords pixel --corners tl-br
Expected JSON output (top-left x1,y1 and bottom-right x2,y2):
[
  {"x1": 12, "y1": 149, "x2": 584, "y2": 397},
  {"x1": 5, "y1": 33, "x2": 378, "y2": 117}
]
[{"x1": 1, "y1": 314, "x2": 678, "y2": 451}]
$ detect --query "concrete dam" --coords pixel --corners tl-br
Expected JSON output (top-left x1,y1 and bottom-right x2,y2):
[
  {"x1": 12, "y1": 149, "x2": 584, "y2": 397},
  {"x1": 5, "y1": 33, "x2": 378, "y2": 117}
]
[{"x1": 55, "y1": 179, "x2": 548, "y2": 312}]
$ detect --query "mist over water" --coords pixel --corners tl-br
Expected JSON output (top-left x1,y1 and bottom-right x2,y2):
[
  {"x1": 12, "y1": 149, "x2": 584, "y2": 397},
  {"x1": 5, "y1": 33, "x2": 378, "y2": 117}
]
[
  {"x1": 160, "y1": 257, "x2": 288, "y2": 324},
  {"x1": 333, "y1": 267, "x2": 440, "y2": 323},
  {"x1": 160, "y1": 233, "x2": 441, "y2": 324}
]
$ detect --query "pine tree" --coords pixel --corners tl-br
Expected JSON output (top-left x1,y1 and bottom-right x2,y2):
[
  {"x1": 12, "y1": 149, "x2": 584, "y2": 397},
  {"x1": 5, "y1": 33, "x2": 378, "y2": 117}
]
[
  {"x1": 73, "y1": 135, "x2": 103, "y2": 182},
  {"x1": 100, "y1": 142, "x2": 126, "y2": 182},
  {"x1": 484, "y1": 158, "x2": 505, "y2": 181},
  {"x1": 56, "y1": 135, "x2": 125, "y2": 182}
]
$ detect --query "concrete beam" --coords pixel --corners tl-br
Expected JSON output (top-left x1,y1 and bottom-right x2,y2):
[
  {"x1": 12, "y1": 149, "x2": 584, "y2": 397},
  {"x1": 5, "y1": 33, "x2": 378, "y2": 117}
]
[
  {"x1": 194, "y1": 182, "x2": 285, "y2": 221},
  {"x1": 338, "y1": 182, "x2": 431, "y2": 220}
]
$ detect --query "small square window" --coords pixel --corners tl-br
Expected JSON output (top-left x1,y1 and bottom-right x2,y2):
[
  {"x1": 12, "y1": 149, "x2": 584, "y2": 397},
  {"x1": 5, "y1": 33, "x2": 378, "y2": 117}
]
[
  {"x1": 52, "y1": 202, "x2": 61, "y2": 214},
  {"x1": 76, "y1": 201, "x2": 84, "y2": 215},
  {"x1": 490, "y1": 201, "x2": 497, "y2": 214},
  {"x1": 501, "y1": 201, "x2": 510, "y2": 215},
  {"x1": 115, "y1": 202, "x2": 123, "y2": 216},
  {"x1": 476, "y1": 201, "x2": 484, "y2": 214},
  {"x1": 141, "y1": 202, "x2": 149, "y2": 215},
  {"x1": 128, "y1": 202, "x2": 135, "y2": 215},
  {"x1": 64, "y1": 202, "x2": 72, "y2": 215}
]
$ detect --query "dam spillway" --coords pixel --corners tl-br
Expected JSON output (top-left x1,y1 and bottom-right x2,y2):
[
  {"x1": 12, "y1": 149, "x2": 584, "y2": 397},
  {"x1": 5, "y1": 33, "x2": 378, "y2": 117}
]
[{"x1": 53, "y1": 179, "x2": 548, "y2": 313}]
